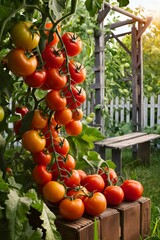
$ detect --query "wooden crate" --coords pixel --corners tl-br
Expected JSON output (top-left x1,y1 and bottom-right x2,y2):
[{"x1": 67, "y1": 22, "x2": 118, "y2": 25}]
[
  {"x1": 137, "y1": 197, "x2": 151, "y2": 239},
  {"x1": 48, "y1": 198, "x2": 151, "y2": 240},
  {"x1": 55, "y1": 215, "x2": 95, "y2": 240}
]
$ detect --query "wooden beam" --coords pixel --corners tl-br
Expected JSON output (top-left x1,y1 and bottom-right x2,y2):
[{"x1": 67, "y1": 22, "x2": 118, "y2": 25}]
[
  {"x1": 136, "y1": 16, "x2": 153, "y2": 40},
  {"x1": 97, "y1": 3, "x2": 110, "y2": 24},
  {"x1": 109, "y1": 19, "x2": 136, "y2": 29},
  {"x1": 111, "y1": 32, "x2": 131, "y2": 55},
  {"x1": 104, "y1": 2, "x2": 147, "y2": 24}
]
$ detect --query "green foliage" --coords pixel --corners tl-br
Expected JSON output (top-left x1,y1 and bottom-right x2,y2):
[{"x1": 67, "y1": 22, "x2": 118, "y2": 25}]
[{"x1": 0, "y1": 172, "x2": 61, "y2": 240}]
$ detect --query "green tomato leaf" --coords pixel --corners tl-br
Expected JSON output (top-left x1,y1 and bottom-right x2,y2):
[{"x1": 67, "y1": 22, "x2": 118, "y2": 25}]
[
  {"x1": 40, "y1": 202, "x2": 61, "y2": 240},
  {"x1": 0, "y1": 5, "x2": 12, "y2": 21},
  {"x1": 85, "y1": 0, "x2": 103, "y2": 17},
  {"x1": 117, "y1": 0, "x2": 129, "y2": 7},
  {"x1": 5, "y1": 189, "x2": 34, "y2": 240},
  {"x1": 49, "y1": 0, "x2": 66, "y2": 19}
]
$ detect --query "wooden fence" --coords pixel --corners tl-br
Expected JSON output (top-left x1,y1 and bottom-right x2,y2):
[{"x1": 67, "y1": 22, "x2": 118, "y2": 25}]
[{"x1": 107, "y1": 95, "x2": 160, "y2": 128}]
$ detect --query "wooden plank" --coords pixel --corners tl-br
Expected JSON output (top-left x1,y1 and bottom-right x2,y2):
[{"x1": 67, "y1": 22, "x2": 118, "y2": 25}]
[
  {"x1": 105, "y1": 134, "x2": 160, "y2": 149},
  {"x1": 95, "y1": 132, "x2": 147, "y2": 146}
]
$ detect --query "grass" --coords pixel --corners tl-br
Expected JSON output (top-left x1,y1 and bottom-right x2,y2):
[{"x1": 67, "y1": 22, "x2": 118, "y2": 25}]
[{"x1": 120, "y1": 147, "x2": 160, "y2": 239}]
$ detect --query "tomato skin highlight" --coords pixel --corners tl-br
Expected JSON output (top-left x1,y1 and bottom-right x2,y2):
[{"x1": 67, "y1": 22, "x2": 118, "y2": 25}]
[
  {"x1": 32, "y1": 165, "x2": 52, "y2": 185},
  {"x1": 65, "y1": 120, "x2": 82, "y2": 136},
  {"x1": 98, "y1": 167, "x2": 118, "y2": 187},
  {"x1": 45, "y1": 68, "x2": 67, "y2": 90},
  {"x1": 24, "y1": 69, "x2": 47, "y2": 88},
  {"x1": 120, "y1": 180, "x2": 144, "y2": 201},
  {"x1": 103, "y1": 186, "x2": 124, "y2": 206},
  {"x1": 10, "y1": 21, "x2": 40, "y2": 50},
  {"x1": 62, "y1": 32, "x2": 82, "y2": 57},
  {"x1": 22, "y1": 130, "x2": 46, "y2": 153},
  {"x1": 54, "y1": 108, "x2": 72, "y2": 125},
  {"x1": 59, "y1": 198, "x2": 85, "y2": 220},
  {"x1": 81, "y1": 174, "x2": 105, "y2": 193},
  {"x1": 83, "y1": 192, "x2": 107, "y2": 216},
  {"x1": 6, "y1": 48, "x2": 38, "y2": 77},
  {"x1": 32, "y1": 150, "x2": 52, "y2": 165},
  {"x1": 45, "y1": 90, "x2": 67, "y2": 111},
  {"x1": 15, "y1": 106, "x2": 29, "y2": 117},
  {"x1": 42, "y1": 181, "x2": 65, "y2": 203}
]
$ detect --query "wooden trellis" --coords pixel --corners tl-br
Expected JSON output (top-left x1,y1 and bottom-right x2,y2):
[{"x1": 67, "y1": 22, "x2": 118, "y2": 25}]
[{"x1": 92, "y1": 2, "x2": 152, "y2": 133}]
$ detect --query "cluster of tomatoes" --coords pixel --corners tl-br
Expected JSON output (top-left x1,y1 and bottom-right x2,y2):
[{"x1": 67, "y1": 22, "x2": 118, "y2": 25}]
[{"x1": 3, "y1": 21, "x2": 144, "y2": 221}]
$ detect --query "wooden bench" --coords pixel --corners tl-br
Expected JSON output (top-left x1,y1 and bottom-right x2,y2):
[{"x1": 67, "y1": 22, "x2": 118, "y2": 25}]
[{"x1": 95, "y1": 132, "x2": 160, "y2": 175}]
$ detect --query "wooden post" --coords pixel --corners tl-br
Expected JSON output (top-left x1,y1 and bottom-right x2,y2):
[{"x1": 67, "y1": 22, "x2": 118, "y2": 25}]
[{"x1": 93, "y1": 19, "x2": 105, "y2": 132}]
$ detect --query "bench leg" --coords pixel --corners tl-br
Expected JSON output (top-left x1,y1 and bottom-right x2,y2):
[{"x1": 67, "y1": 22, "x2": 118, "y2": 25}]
[
  {"x1": 137, "y1": 141, "x2": 150, "y2": 165},
  {"x1": 112, "y1": 149, "x2": 122, "y2": 176}
]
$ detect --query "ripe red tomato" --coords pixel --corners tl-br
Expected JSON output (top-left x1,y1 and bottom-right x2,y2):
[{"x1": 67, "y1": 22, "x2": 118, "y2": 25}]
[
  {"x1": 6, "y1": 48, "x2": 38, "y2": 77},
  {"x1": 63, "y1": 85, "x2": 86, "y2": 109},
  {"x1": 45, "y1": 22, "x2": 61, "y2": 47},
  {"x1": 59, "y1": 198, "x2": 84, "y2": 220},
  {"x1": 22, "y1": 130, "x2": 46, "y2": 153},
  {"x1": 31, "y1": 109, "x2": 48, "y2": 129},
  {"x1": 62, "y1": 169, "x2": 81, "y2": 188},
  {"x1": 32, "y1": 165, "x2": 52, "y2": 185},
  {"x1": 10, "y1": 21, "x2": 40, "y2": 50},
  {"x1": 81, "y1": 174, "x2": 105, "y2": 193},
  {"x1": 45, "y1": 68, "x2": 67, "y2": 90},
  {"x1": 77, "y1": 169, "x2": 87, "y2": 182},
  {"x1": 42, "y1": 180, "x2": 65, "y2": 203},
  {"x1": 65, "y1": 120, "x2": 82, "y2": 136},
  {"x1": 54, "y1": 107, "x2": 72, "y2": 125},
  {"x1": 67, "y1": 186, "x2": 88, "y2": 201},
  {"x1": 72, "y1": 108, "x2": 83, "y2": 121},
  {"x1": 45, "y1": 90, "x2": 67, "y2": 111},
  {"x1": 46, "y1": 136, "x2": 70, "y2": 155},
  {"x1": 15, "y1": 106, "x2": 29, "y2": 117},
  {"x1": 83, "y1": 192, "x2": 107, "y2": 216},
  {"x1": 98, "y1": 167, "x2": 118, "y2": 187},
  {"x1": 51, "y1": 154, "x2": 76, "y2": 180},
  {"x1": 103, "y1": 186, "x2": 124, "y2": 206},
  {"x1": 32, "y1": 150, "x2": 52, "y2": 165},
  {"x1": 42, "y1": 46, "x2": 64, "y2": 69},
  {"x1": 42, "y1": 118, "x2": 59, "y2": 140},
  {"x1": 14, "y1": 119, "x2": 22, "y2": 135},
  {"x1": 120, "y1": 180, "x2": 144, "y2": 201},
  {"x1": 24, "y1": 69, "x2": 47, "y2": 88},
  {"x1": 62, "y1": 32, "x2": 82, "y2": 57},
  {"x1": 69, "y1": 60, "x2": 86, "y2": 85}
]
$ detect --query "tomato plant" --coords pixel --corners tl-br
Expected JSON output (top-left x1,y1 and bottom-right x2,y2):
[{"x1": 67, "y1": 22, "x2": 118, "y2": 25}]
[
  {"x1": 59, "y1": 198, "x2": 84, "y2": 220},
  {"x1": 98, "y1": 167, "x2": 118, "y2": 187},
  {"x1": 4, "y1": 48, "x2": 38, "y2": 77},
  {"x1": 22, "y1": 130, "x2": 46, "y2": 153},
  {"x1": 67, "y1": 186, "x2": 88, "y2": 200},
  {"x1": 32, "y1": 165, "x2": 52, "y2": 185},
  {"x1": 120, "y1": 180, "x2": 144, "y2": 201},
  {"x1": 62, "y1": 169, "x2": 81, "y2": 188},
  {"x1": 42, "y1": 180, "x2": 65, "y2": 203},
  {"x1": 83, "y1": 192, "x2": 107, "y2": 216},
  {"x1": 44, "y1": 22, "x2": 61, "y2": 47},
  {"x1": 81, "y1": 174, "x2": 105, "y2": 193},
  {"x1": 103, "y1": 185, "x2": 124, "y2": 206},
  {"x1": 10, "y1": 21, "x2": 40, "y2": 50},
  {"x1": 62, "y1": 32, "x2": 82, "y2": 57}
]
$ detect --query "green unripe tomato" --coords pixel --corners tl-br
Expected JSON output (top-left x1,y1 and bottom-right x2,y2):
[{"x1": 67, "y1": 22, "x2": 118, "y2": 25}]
[{"x1": 0, "y1": 106, "x2": 4, "y2": 122}]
